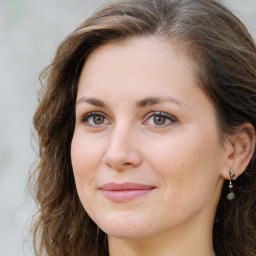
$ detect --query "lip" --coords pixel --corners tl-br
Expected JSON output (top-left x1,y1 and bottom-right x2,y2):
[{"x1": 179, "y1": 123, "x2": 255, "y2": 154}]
[{"x1": 100, "y1": 182, "x2": 156, "y2": 202}]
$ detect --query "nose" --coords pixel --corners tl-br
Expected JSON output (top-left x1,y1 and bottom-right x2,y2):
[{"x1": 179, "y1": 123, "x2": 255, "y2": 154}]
[{"x1": 102, "y1": 125, "x2": 142, "y2": 171}]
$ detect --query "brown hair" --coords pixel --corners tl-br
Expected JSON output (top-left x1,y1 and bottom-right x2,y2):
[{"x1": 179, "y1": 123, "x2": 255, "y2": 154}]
[{"x1": 32, "y1": 0, "x2": 256, "y2": 255}]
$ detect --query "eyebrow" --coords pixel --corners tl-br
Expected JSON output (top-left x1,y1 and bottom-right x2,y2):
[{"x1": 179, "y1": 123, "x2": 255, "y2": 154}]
[
  {"x1": 136, "y1": 96, "x2": 190, "y2": 109},
  {"x1": 76, "y1": 96, "x2": 190, "y2": 109},
  {"x1": 76, "y1": 97, "x2": 106, "y2": 107}
]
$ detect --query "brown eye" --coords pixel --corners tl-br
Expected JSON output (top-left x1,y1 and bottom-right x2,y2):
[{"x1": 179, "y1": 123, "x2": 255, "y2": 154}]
[
  {"x1": 153, "y1": 116, "x2": 167, "y2": 125},
  {"x1": 144, "y1": 112, "x2": 177, "y2": 128},
  {"x1": 81, "y1": 112, "x2": 109, "y2": 127},
  {"x1": 93, "y1": 115, "x2": 105, "y2": 124}
]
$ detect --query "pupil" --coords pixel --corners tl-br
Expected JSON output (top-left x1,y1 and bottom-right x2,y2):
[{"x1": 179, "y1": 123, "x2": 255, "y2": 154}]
[
  {"x1": 94, "y1": 116, "x2": 104, "y2": 124},
  {"x1": 154, "y1": 116, "x2": 165, "y2": 125}
]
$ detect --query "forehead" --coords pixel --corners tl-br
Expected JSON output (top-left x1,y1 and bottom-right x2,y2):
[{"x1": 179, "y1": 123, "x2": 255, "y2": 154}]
[{"x1": 78, "y1": 36, "x2": 197, "y2": 93}]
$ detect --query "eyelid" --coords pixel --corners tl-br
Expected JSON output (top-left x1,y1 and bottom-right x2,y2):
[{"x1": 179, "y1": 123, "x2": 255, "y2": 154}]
[
  {"x1": 144, "y1": 111, "x2": 177, "y2": 120},
  {"x1": 143, "y1": 111, "x2": 178, "y2": 127},
  {"x1": 80, "y1": 111, "x2": 111, "y2": 127}
]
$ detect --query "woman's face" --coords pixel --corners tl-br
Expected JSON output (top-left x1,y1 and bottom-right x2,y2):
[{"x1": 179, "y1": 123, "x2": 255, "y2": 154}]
[{"x1": 71, "y1": 37, "x2": 227, "y2": 239}]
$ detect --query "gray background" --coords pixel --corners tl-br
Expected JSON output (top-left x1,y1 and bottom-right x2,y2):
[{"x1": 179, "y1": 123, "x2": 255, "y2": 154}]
[{"x1": 0, "y1": 0, "x2": 255, "y2": 255}]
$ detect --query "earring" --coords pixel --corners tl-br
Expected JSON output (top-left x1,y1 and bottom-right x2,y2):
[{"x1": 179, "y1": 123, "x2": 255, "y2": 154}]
[{"x1": 227, "y1": 170, "x2": 236, "y2": 200}]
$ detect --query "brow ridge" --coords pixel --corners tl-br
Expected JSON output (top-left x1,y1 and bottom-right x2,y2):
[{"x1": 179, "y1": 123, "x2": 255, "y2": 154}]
[
  {"x1": 76, "y1": 97, "x2": 106, "y2": 107},
  {"x1": 136, "y1": 96, "x2": 189, "y2": 108},
  {"x1": 76, "y1": 96, "x2": 189, "y2": 109}
]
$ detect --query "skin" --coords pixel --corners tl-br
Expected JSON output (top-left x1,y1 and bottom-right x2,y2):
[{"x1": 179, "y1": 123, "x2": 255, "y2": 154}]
[{"x1": 71, "y1": 36, "x2": 254, "y2": 256}]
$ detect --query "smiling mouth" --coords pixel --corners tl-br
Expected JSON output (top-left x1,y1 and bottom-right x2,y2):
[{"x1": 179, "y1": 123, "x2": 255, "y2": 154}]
[{"x1": 100, "y1": 182, "x2": 156, "y2": 202}]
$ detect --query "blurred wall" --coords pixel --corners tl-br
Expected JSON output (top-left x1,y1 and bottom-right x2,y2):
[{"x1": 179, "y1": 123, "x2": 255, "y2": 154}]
[{"x1": 0, "y1": 0, "x2": 255, "y2": 255}]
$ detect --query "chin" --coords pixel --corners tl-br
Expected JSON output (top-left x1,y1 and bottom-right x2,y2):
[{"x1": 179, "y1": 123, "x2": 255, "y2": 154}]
[
  {"x1": 95, "y1": 213, "x2": 157, "y2": 239},
  {"x1": 103, "y1": 226, "x2": 150, "y2": 240}
]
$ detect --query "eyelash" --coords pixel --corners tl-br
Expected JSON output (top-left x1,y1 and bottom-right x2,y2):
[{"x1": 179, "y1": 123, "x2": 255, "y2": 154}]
[
  {"x1": 80, "y1": 111, "x2": 177, "y2": 128},
  {"x1": 81, "y1": 112, "x2": 109, "y2": 127},
  {"x1": 143, "y1": 112, "x2": 177, "y2": 128}
]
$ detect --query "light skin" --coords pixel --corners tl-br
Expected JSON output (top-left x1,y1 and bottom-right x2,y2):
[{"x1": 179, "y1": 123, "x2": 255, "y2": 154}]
[{"x1": 71, "y1": 36, "x2": 255, "y2": 256}]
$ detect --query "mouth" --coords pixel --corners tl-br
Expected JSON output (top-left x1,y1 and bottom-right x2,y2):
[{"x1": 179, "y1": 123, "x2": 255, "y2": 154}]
[{"x1": 100, "y1": 182, "x2": 156, "y2": 202}]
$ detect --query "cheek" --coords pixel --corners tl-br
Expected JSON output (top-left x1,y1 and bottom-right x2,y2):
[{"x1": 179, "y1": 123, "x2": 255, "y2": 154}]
[
  {"x1": 143, "y1": 127, "x2": 222, "y2": 204},
  {"x1": 71, "y1": 132, "x2": 107, "y2": 223},
  {"x1": 71, "y1": 131, "x2": 104, "y2": 177},
  {"x1": 70, "y1": 132, "x2": 105, "y2": 205}
]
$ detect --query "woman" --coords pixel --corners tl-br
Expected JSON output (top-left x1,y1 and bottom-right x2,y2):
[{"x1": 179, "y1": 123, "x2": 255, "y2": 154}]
[{"x1": 32, "y1": 0, "x2": 256, "y2": 255}]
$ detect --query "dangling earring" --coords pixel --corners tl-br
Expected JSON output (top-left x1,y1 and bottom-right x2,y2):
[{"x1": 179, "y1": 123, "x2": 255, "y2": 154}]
[{"x1": 227, "y1": 170, "x2": 236, "y2": 200}]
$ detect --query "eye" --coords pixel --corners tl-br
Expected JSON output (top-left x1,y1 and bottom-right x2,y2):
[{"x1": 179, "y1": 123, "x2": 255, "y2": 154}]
[
  {"x1": 81, "y1": 112, "x2": 110, "y2": 127},
  {"x1": 153, "y1": 115, "x2": 168, "y2": 125},
  {"x1": 144, "y1": 112, "x2": 177, "y2": 128}
]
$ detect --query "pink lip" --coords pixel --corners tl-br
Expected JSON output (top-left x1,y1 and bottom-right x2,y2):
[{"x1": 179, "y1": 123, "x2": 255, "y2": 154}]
[{"x1": 100, "y1": 182, "x2": 156, "y2": 202}]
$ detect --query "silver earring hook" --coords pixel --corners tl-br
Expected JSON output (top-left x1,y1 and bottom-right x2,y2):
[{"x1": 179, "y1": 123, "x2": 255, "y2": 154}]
[{"x1": 227, "y1": 170, "x2": 236, "y2": 200}]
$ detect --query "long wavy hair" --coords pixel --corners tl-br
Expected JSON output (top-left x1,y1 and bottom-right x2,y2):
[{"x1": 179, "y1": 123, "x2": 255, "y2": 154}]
[{"x1": 32, "y1": 0, "x2": 256, "y2": 255}]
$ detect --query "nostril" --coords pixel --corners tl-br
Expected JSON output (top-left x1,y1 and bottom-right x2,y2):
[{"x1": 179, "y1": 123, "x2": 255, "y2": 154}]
[{"x1": 123, "y1": 162, "x2": 132, "y2": 166}]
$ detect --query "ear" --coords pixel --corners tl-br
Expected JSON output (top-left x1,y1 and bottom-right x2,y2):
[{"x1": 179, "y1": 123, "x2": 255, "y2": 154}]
[{"x1": 221, "y1": 122, "x2": 255, "y2": 180}]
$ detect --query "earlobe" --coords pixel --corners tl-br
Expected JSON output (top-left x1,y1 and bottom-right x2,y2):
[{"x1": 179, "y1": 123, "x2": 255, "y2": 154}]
[{"x1": 221, "y1": 122, "x2": 255, "y2": 180}]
